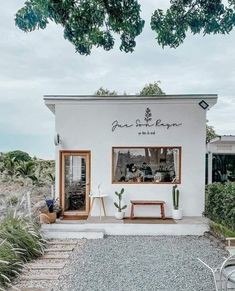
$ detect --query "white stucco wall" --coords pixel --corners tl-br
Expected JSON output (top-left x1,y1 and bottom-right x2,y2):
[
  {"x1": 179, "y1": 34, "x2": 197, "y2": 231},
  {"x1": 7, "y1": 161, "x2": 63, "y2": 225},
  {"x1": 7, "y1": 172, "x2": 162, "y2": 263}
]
[{"x1": 52, "y1": 98, "x2": 211, "y2": 217}]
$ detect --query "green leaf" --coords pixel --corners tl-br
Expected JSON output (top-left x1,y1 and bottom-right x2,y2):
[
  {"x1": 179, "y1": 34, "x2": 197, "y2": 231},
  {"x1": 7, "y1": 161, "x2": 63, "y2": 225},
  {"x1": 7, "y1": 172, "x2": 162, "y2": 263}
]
[{"x1": 114, "y1": 202, "x2": 119, "y2": 210}]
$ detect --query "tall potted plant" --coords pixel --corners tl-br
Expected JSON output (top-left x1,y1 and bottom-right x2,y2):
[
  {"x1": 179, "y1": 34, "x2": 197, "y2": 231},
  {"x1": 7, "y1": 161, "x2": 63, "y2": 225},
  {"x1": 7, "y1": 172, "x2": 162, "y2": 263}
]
[
  {"x1": 114, "y1": 188, "x2": 127, "y2": 219},
  {"x1": 172, "y1": 185, "x2": 183, "y2": 220}
]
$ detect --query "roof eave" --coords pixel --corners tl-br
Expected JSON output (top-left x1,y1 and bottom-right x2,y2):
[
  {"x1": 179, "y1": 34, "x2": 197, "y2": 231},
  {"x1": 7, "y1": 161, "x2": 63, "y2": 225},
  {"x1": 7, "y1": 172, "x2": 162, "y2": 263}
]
[{"x1": 44, "y1": 94, "x2": 218, "y2": 115}]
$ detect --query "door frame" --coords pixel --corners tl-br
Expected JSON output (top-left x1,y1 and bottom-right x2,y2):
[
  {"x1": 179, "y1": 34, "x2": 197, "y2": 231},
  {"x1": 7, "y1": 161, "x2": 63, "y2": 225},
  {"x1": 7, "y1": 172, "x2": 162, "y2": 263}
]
[{"x1": 59, "y1": 150, "x2": 91, "y2": 217}]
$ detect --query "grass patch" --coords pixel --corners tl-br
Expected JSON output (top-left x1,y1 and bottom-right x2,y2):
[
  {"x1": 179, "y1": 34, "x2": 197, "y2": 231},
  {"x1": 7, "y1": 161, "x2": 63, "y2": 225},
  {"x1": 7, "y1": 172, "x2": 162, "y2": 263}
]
[{"x1": 209, "y1": 221, "x2": 235, "y2": 238}]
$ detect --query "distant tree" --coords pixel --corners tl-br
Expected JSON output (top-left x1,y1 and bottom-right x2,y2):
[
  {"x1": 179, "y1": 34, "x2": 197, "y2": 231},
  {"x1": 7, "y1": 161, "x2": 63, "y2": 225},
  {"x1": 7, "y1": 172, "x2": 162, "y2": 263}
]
[
  {"x1": 139, "y1": 81, "x2": 165, "y2": 95},
  {"x1": 94, "y1": 87, "x2": 117, "y2": 96},
  {"x1": 16, "y1": 161, "x2": 35, "y2": 179},
  {"x1": 206, "y1": 122, "x2": 217, "y2": 143},
  {"x1": 6, "y1": 150, "x2": 32, "y2": 162},
  {"x1": 16, "y1": 160, "x2": 44, "y2": 186},
  {"x1": 2, "y1": 158, "x2": 17, "y2": 180}
]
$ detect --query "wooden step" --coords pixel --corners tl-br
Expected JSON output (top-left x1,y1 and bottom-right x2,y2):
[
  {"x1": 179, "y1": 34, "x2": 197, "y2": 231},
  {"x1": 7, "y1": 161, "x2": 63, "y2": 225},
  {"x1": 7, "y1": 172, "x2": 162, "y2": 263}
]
[
  {"x1": 29, "y1": 263, "x2": 65, "y2": 270},
  {"x1": 21, "y1": 275, "x2": 59, "y2": 281},
  {"x1": 42, "y1": 254, "x2": 70, "y2": 259}
]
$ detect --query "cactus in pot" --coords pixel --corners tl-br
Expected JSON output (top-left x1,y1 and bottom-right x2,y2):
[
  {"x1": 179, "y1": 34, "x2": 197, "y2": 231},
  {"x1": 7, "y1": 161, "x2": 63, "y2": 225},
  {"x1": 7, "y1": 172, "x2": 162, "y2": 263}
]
[
  {"x1": 114, "y1": 188, "x2": 127, "y2": 219},
  {"x1": 172, "y1": 185, "x2": 179, "y2": 210},
  {"x1": 172, "y1": 185, "x2": 183, "y2": 220}
]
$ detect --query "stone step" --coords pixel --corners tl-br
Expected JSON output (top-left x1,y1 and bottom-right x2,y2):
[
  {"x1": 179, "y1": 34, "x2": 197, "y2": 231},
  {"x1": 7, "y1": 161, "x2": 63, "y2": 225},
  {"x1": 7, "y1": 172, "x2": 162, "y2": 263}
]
[
  {"x1": 43, "y1": 229, "x2": 104, "y2": 240},
  {"x1": 42, "y1": 254, "x2": 70, "y2": 259},
  {"x1": 21, "y1": 275, "x2": 59, "y2": 281},
  {"x1": 45, "y1": 246, "x2": 74, "y2": 252},
  {"x1": 29, "y1": 263, "x2": 65, "y2": 270},
  {"x1": 9, "y1": 288, "x2": 52, "y2": 291},
  {"x1": 47, "y1": 240, "x2": 77, "y2": 245}
]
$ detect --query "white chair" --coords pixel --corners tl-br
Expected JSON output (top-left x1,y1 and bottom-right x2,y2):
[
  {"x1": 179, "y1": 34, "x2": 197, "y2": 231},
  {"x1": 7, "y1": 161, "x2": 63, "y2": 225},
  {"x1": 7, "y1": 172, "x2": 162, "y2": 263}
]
[{"x1": 198, "y1": 255, "x2": 235, "y2": 291}]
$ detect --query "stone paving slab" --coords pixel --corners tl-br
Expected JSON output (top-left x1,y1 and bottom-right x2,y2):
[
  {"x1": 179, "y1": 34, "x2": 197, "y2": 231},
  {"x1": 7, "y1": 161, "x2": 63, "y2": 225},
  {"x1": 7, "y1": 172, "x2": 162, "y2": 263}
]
[
  {"x1": 21, "y1": 275, "x2": 60, "y2": 281},
  {"x1": 42, "y1": 254, "x2": 70, "y2": 259},
  {"x1": 29, "y1": 263, "x2": 66, "y2": 270},
  {"x1": 47, "y1": 240, "x2": 77, "y2": 245},
  {"x1": 9, "y1": 288, "x2": 52, "y2": 291},
  {"x1": 45, "y1": 246, "x2": 74, "y2": 252}
]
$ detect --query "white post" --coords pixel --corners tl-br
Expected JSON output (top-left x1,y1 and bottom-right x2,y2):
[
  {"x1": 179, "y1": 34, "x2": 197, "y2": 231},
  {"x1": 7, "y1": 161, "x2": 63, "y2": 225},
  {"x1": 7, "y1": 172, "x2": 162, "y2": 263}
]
[
  {"x1": 26, "y1": 191, "x2": 32, "y2": 216},
  {"x1": 208, "y1": 151, "x2": 213, "y2": 184}
]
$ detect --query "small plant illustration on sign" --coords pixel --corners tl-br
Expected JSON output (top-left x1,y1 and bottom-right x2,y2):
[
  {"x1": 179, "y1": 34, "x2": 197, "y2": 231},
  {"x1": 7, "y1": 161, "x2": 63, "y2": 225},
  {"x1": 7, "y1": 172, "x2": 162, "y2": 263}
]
[{"x1": 144, "y1": 108, "x2": 152, "y2": 123}]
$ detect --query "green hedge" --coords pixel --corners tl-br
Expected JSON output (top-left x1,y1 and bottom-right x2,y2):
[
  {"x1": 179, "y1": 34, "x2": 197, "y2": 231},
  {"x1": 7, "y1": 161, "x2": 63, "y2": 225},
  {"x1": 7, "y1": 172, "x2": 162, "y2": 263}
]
[{"x1": 205, "y1": 182, "x2": 235, "y2": 232}]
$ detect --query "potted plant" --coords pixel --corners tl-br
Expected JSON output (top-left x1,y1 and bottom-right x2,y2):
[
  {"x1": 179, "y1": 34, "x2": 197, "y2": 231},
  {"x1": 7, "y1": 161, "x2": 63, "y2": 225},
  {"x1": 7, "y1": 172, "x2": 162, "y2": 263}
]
[
  {"x1": 114, "y1": 188, "x2": 127, "y2": 219},
  {"x1": 172, "y1": 185, "x2": 183, "y2": 220},
  {"x1": 43, "y1": 197, "x2": 57, "y2": 223},
  {"x1": 54, "y1": 200, "x2": 62, "y2": 219}
]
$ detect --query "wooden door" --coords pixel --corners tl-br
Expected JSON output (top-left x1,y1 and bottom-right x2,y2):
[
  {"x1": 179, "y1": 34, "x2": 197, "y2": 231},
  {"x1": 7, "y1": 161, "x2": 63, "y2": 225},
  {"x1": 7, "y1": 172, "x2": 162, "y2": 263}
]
[{"x1": 60, "y1": 151, "x2": 90, "y2": 218}]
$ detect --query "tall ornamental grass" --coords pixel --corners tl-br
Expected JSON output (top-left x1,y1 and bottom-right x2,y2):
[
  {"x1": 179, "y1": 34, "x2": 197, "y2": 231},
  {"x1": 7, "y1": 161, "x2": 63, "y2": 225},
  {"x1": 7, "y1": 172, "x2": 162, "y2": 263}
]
[
  {"x1": 0, "y1": 210, "x2": 46, "y2": 289},
  {"x1": 0, "y1": 239, "x2": 23, "y2": 290},
  {"x1": 205, "y1": 182, "x2": 235, "y2": 232}
]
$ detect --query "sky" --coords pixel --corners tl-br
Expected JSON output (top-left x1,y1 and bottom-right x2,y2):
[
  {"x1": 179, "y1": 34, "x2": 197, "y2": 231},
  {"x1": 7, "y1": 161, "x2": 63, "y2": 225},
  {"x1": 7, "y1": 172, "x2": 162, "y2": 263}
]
[{"x1": 0, "y1": 1, "x2": 235, "y2": 159}]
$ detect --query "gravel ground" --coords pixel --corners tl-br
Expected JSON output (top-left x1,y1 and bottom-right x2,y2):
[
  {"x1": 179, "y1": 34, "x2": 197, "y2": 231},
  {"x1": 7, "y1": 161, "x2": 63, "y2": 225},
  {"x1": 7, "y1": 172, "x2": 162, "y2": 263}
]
[{"x1": 54, "y1": 235, "x2": 227, "y2": 291}]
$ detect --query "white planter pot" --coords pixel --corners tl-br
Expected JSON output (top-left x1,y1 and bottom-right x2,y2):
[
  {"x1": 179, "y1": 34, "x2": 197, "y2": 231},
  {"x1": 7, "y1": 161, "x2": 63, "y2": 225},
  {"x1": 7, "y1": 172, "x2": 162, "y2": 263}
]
[
  {"x1": 115, "y1": 212, "x2": 125, "y2": 220},
  {"x1": 172, "y1": 209, "x2": 183, "y2": 220}
]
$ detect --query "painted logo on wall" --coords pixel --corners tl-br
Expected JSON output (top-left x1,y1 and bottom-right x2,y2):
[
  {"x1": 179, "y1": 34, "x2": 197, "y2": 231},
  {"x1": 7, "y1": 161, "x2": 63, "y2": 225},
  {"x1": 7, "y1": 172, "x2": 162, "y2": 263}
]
[{"x1": 112, "y1": 108, "x2": 182, "y2": 135}]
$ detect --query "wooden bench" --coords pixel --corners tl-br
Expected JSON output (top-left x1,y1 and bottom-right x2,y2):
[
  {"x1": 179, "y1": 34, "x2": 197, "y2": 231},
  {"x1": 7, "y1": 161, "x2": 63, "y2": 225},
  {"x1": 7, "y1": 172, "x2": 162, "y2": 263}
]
[{"x1": 130, "y1": 200, "x2": 166, "y2": 220}]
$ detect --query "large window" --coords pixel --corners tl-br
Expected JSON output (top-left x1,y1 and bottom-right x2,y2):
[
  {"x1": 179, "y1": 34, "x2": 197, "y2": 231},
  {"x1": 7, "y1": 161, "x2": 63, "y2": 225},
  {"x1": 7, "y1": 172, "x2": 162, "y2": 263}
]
[
  {"x1": 112, "y1": 147, "x2": 181, "y2": 184},
  {"x1": 212, "y1": 154, "x2": 235, "y2": 183}
]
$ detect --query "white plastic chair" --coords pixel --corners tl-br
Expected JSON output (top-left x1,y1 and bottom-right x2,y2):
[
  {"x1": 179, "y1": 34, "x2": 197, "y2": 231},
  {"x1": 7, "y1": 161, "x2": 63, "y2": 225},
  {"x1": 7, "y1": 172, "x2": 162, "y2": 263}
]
[{"x1": 198, "y1": 255, "x2": 235, "y2": 291}]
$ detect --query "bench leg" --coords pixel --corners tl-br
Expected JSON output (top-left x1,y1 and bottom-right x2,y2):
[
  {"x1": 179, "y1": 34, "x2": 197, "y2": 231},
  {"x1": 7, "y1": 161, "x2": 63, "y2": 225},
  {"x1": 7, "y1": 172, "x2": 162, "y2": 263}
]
[
  {"x1": 130, "y1": 204, "x2": 134, "y2": 219},
  {"x1": 160, "y1": 204, "x2": 165, "y2": 220},
  {"x1": 101, "y1": 197, "x2": 107, "y2": 216}
]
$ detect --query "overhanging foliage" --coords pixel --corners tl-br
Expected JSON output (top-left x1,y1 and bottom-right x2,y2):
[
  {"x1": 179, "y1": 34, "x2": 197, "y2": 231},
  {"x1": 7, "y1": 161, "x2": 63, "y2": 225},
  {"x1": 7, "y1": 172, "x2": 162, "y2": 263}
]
[
  {"x1": 15, "y1": 1, "x2": 235, "y2": 55},
  {"x1": 15, "y1": 0, "x2": 145, "y2": 55}
]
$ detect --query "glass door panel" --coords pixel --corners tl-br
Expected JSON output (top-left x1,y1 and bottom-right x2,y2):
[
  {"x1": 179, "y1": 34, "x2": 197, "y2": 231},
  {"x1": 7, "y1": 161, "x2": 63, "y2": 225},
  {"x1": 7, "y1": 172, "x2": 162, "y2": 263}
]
[{"x1": 61, "y1": 152, "x2": 90, "y2": 216}]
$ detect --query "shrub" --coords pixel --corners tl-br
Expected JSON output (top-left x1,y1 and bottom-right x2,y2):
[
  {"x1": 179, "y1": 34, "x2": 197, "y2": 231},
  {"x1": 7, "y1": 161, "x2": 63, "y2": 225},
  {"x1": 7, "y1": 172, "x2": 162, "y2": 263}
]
[
  {"x1": 0, "y1": 210, "x2": 46, "y2": 288},
  {"x1": 6, "y1": 195, "x2": 18, "y2": 206},
  {"x1": 205, "y1": 182, "x2": 235, "y2": 232},
  {"x1": 0, "y1": 239, "x2": 23, "y2": 288},
  {"x1": 209, "y1": 221, "x2": 235, "y2": 238},
  {"x1": 5, "y1": 151, "x2": 31, "y2": 162}
]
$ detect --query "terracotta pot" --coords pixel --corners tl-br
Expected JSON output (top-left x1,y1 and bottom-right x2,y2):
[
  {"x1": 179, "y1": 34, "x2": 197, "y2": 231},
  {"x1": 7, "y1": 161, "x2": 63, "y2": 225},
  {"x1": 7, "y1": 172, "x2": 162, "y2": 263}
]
[{"x1": 40, "y1": 212, "x2": 56, "y2": 224}]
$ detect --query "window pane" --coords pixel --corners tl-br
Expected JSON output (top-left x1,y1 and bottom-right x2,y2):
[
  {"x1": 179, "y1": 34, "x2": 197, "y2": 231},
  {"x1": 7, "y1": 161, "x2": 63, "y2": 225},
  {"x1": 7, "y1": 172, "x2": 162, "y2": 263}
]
[
  {"x1": 113, "y1": 147, "x2": 181, "y2": 184},
  {"x1": 212, "y1": 154, "x2": 235, "y2": 183},
  {"x1": 64, "y1": 155, "x2": 86, "y2": 211}
]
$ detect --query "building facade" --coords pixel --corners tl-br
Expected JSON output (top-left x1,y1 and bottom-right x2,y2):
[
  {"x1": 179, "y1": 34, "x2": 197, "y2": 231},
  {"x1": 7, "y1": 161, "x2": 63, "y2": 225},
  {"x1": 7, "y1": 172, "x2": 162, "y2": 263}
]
[{"x1": 44, "y1": 95, "x2": 217, "y2": 219}]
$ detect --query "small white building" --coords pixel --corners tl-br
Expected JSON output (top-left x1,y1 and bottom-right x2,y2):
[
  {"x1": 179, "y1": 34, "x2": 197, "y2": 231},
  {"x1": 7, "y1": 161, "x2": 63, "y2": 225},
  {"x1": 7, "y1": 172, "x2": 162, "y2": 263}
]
[
  {"x1": 44, "y1": 94, "x2": 217, "y2": 220},
  {"x1": 207, "y1": 135, "x2": 235, "y2": 184}
]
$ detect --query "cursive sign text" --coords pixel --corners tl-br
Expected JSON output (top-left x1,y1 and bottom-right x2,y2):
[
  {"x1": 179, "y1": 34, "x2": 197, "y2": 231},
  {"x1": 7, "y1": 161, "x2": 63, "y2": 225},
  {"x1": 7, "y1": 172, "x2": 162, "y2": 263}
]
[
  {"x1": 112, "y1": 120, "x2": 133, "y2": 132},
  {"x1": 111, "y1": 108, "x2": 183, "y2": 134}
]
